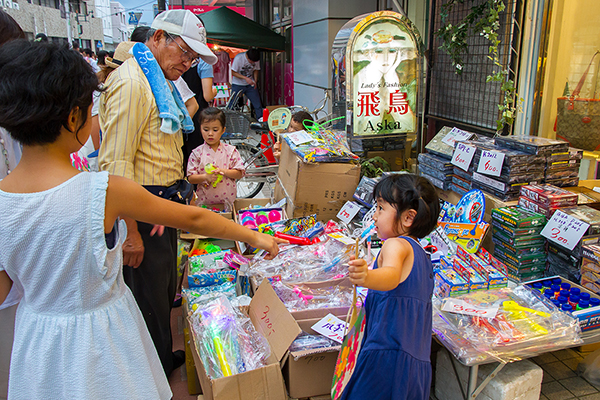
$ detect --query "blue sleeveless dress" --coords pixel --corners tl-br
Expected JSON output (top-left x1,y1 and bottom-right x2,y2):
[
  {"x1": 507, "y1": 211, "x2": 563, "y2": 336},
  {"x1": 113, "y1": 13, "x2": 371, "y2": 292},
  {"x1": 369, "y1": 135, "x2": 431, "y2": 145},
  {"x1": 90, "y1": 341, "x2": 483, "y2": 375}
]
[{"x1": 340, "y1": 236, "x2": 434, "y2": 400}]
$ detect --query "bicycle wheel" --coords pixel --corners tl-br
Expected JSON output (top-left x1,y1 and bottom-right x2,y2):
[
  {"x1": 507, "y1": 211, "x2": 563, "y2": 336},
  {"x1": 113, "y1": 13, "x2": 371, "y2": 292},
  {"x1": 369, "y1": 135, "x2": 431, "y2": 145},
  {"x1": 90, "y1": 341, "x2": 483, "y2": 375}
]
[{"x1": 236, "y1": 144, "x2": 268, "y2": 198}]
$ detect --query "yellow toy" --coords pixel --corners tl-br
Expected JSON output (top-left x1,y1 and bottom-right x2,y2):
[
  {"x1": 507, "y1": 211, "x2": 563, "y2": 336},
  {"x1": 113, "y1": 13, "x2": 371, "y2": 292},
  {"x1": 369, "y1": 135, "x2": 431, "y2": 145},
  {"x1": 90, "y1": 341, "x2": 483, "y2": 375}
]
[{"x1": 205, "y1": 163, "x2": 223, "y2": 187}]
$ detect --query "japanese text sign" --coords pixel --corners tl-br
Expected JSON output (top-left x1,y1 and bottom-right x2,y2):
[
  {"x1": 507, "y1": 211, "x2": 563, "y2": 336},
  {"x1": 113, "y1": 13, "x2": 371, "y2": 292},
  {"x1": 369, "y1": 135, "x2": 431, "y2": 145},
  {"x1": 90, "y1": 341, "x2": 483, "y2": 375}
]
[
  {"x1": 441, "y1": 298, "x2": 499, "y2": 319},
  {"x1": 286, "y1": 130, "x2": 313, "y2": 146},
  {"x1": 312, "y1": 313, "x2": 349, "y2": 344},
  {"x1": 541, "y1": 210, "x2": 589, "y2": 251},
  {"x1": 451, "y1": 142, "x2": 476, "y2": 172},
  {"x1": 337, "y1": 201, "x2": 361, "y2": 224},
  {"x1": 477, "y1": 150, "x2": 505, "y2": 177}
]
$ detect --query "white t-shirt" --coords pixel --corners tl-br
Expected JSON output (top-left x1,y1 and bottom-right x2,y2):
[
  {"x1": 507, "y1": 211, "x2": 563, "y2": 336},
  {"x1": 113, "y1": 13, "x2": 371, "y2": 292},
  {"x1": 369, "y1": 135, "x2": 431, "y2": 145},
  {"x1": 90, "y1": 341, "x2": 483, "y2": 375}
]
[
  {"x1": 173, "y1": 77, "x2": 196, "y2": 103},
  {"x1": 231, "y1": 52, "x2": 260, "y2": 86}
]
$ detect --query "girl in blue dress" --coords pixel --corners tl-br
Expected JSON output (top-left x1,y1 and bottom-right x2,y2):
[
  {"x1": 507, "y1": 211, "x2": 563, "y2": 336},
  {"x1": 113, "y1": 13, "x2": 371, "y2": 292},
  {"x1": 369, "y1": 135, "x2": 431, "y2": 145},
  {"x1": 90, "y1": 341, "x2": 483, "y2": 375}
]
[{"x1": 343, "y1": 174, "x2": 440, "y2": 400}]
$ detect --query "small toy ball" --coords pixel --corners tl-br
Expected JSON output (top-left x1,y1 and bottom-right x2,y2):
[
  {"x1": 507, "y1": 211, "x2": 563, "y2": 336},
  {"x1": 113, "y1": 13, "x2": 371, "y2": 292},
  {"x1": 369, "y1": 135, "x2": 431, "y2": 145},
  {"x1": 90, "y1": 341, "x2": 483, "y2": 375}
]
[
  {"x1": 268, "y1": 210, "x2": 281, "y2": 222},
  {"x1": 241, "y1": 215, "x2": 255, "y2": 225},
  {"x1": 242, "y1": 219, "x2": 256, "y2": 227},
  {"x1": 256, "y1": 214, "x2": 269, "y2": 226},
  {"x1": 244, "y1": 222, "x2": 257, "y2": 229},
  {"x1": 241, "y1": 211, "x2": 254, "y2": 221},
  {"x1": 257, "y1": 211, "x2": 268, "y2": 217}
]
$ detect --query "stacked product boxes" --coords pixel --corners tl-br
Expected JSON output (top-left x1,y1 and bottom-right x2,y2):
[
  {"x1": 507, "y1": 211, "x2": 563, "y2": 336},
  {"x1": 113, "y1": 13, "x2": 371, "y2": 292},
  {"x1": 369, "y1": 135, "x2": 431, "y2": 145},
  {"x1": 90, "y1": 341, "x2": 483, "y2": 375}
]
[{"x1": 491, "y1": 206, "x2": 547, "y2": 282}]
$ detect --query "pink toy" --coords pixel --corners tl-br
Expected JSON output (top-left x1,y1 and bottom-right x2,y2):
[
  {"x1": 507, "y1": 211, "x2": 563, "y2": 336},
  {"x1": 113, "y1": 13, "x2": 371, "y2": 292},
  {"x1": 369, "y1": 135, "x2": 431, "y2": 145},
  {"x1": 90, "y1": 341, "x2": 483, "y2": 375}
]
[
  {"x1": 255, "y1": 214, "x2": 269, "y2": 226},
  {"x1": 268, "y1": 210, "x2": 281, "y2": 223},
  {"x1": 241, "y1": 211, "x2": 254, "y2": 221}
]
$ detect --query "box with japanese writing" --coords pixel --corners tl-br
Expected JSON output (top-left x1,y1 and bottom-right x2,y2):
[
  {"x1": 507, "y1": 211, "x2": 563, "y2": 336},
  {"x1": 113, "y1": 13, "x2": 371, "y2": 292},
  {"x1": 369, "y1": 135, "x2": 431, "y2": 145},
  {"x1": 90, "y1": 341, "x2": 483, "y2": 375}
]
[
  {"x1": 188, "y1": 281, "x2": 301, "y2": 400},
  {"x1": 434, "y1": 257, "x2": 470, "y2": 298},
  {"x1": 491, "y1": 205, "x2": 547, "y2": 229},
  {"x1": 519, "y1": 184, "x2": 578, "y2": 207},
  {"x1": 525, "y1": 276, "x2": 600, "y2": 332},
  {"x1": 518, "y1": 196, "x2": 559, "y2": 218},
  {"x1": 492, "y1": 230, "x2": 546, "y2": 248},
  {"x1": 494, "y1": 135, "x2": 569, "y2": 156},
  {"x1": 490, "y1": 219, "x2": 544, "y2": 237},
  {"x1": 560, "y1": 206, "x2": 600, "y2": 236}
]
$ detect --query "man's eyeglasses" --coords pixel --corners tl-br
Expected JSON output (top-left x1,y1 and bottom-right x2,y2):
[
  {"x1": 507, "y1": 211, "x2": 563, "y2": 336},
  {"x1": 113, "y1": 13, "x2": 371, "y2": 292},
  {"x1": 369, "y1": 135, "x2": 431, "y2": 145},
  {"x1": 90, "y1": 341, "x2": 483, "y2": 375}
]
[{"x1": 164, "y1": 32, "x2": 200, "y2": 65}]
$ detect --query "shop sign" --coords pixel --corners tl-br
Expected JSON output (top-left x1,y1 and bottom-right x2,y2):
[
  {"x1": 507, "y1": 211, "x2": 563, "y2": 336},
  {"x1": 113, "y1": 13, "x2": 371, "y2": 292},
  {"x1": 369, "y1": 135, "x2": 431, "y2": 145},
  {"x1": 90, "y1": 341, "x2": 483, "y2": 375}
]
[
  {"x1": 312, "y1": 313, "x2": 349, "y2": 344},
  {"x1": 347, "y1": 11, "x2": 423, "y2": 137},
  {"x1": 337, "y1": 201, "x2": 361, "y2": 225},
  {"x1": 541, "y1": 210, "x2": 589, "y2": 251},
  {"x1": 477, "y1": 150, "x2": 505, "y2": 177},
  {"x1": 451, "y1": 142, "x2": 476, "y2": 171}
]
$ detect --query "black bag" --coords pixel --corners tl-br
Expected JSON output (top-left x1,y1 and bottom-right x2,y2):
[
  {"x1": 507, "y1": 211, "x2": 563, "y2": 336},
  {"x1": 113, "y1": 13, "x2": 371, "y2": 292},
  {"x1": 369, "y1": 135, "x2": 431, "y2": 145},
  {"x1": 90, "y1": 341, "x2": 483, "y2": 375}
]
[{"x1": 163, "y1": 179, "x2": 194, "y2": 205}]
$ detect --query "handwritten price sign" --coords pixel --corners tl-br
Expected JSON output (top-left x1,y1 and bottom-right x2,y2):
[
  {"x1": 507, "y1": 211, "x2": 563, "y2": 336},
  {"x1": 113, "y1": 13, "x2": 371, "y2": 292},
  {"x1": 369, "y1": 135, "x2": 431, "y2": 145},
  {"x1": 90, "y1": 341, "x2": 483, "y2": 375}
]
[
  {"x1": 312, "y1": 314, "x2": 349, "y2": 344},
  {"x1": 442, "y1": 127, "x2": 473, "y2": 147},
  {"x1": 337, "y1": 201, "x2": 361, "y2": 225},
  {"x1": 477, "y1": 150, "x2": 505, "y2": 177},
  {"x1": 441, "y1": 298, "x2": 499, "y2": 318},
  {"x1": 541, "y1": 210, "x2": 589, "y2": 250},
  {"x1": 451, "y1": 143, "x2": 476, "y2": 172}
]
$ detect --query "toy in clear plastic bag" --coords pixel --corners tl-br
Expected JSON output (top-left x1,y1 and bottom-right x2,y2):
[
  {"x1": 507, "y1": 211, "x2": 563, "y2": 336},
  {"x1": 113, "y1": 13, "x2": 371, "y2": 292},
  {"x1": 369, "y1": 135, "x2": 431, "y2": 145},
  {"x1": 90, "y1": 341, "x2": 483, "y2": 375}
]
[
  {"x1": 268, "y1": 279, "x2": 355, "y2": 312},
  {"x1": 432, "y1": 285, "x2": 582, "y2": 365},
  {"x1": 191, "y1": 296, "x2": 271, "y2": 379},
  {"x1": 182, "y1": 281, "x2": 238, "y2": 315},
  {"x1": 289, "y1": 333, "x2": 339, "y2": 355},
  {"x1": 248, "y1": 235, "x2": 354, "y2": 283},
  {"x1": 282, "y1": 126, "x2": 359, "y2": 163},
  {"x1": 188, "y1": 250, "x2": 231, "y2": 275}
]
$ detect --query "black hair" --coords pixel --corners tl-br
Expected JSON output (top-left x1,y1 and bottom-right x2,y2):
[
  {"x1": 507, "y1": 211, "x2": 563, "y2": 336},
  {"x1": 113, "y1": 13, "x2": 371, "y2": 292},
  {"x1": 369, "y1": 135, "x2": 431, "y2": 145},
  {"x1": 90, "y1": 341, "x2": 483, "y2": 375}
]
[
  {"x1": 131, "y1": 26, "x2": 151, "y2": 43},
  {"x1": 246, "y1": 48, "x2": 260, "y2": 62},
  {"x1": 0, "y1": 10, "x2": 25, "y2": 46},
  {"x1": 292, "y1": 111, "x2": 314, "y2": 129},
  {"x1": 96, "y1": 50, "x2": 108, "y2": 65},
  {"x1": 71, "y1": 40, "x2": 80, "y2": 50},
  {"x1": 373, "y1": 173, "x2": 440, "y2": 238},
  {"x1": 199, "y1": 107, "x2": 226, "y2": 128},
  {"x1": 82, "y1": 48, "x2": 94, "y2": 57},
  {"x1": 34, "y1": 33, "x2": 49, "y2": 42},
  {"x1": 0, "y1": 40, "x2": 100, "y2": 146}
]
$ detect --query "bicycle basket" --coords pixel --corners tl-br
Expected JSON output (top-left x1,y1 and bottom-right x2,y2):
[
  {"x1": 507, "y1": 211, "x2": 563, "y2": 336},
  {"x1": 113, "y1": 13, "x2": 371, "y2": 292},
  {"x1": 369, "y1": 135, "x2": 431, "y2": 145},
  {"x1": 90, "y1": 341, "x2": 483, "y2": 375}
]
[{"x1": 222, "y1": 109, "x2": 251, "y2": 139}]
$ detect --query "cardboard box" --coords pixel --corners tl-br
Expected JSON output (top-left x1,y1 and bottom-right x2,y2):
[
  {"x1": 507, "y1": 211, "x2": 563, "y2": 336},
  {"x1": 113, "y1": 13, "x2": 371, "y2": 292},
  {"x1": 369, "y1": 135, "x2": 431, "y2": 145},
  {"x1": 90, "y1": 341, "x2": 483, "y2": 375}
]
[
  {"x1": 274, "y1": 141, "x2": 361, "y2": 222},
  {"x1": 183, "y1": 311, "x2": 202, "y2": 395},
  {"x1": 283, "y1": 306, "x2": 349, "y2": 399},
  {"x1": 189, "y1": 281, "x2": 301, "y2": 400},
  {"x1": 232, "y1": 198, "x2": 285, "y2": 255}
]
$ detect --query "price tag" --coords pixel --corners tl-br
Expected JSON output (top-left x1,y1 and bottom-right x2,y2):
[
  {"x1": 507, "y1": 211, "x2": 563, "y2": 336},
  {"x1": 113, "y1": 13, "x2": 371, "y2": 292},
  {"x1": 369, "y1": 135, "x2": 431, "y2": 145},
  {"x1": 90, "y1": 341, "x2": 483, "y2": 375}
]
[
  {"x1": 442, "y1": 127, "x2": 472, "y2": 147},
  {"x1": 451, "y1": 142, "x2": 476, "y2": 172},
  {"x1": 477, "y1": 150, "x2": 505, "y2": 177},
  {"x1": 311, "y1": 314, "x2": 349, "y2": 344},
  {"x1": 541, "y1": 210, "x2": 590, "y2": 251},
  {"x1": 286, "y1": 130, "x2": 313, "y2": 145},
  {"x1": 337, "y1": 201, "x2": 361, "y2": 224},
  {"x1": 441, "y1": 298, "x2": 499, "y2": 318}
]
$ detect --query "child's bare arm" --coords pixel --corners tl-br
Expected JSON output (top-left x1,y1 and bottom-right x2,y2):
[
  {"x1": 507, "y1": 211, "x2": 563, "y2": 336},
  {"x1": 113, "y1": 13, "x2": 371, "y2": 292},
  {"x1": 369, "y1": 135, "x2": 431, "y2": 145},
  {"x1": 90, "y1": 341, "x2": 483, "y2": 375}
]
[
  {"x1": 219, "y1": 168, "x2": 244, "y2": 180},
  {"x1": 0, "y1": 271, "x2": 12, "y2": 305},
  {"x1": 348, "y1": 238, "x2": 412, "y2": 291},
  {"x1": 188, "y1": 173, "x2": 216, "y2": 185},
  {"x1": 105, "y1": 175, "x2": 284, "y2": 258}
]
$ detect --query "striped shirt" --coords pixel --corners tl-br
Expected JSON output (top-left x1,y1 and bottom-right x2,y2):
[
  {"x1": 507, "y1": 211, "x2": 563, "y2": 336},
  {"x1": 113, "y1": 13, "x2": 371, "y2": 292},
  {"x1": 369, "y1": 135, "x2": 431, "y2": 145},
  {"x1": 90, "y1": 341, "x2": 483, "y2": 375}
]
[{"x1": 98, "y1": 57, "x2": 184, "y2": 186}]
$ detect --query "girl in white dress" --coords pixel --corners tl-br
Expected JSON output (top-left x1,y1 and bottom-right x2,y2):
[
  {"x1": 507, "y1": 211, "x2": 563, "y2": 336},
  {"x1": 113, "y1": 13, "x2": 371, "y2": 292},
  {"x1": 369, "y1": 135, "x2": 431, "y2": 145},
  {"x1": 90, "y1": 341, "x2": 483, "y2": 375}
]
[{"x1": 0, "y1": 41, "x2": 281, "y2": 400}]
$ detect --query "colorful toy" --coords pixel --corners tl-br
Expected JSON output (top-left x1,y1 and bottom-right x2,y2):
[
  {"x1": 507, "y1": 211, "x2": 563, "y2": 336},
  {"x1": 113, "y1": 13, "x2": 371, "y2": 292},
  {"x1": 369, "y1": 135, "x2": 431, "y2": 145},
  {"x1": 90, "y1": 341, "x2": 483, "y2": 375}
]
[
  {"x1": 274, "y1": 231, "x2": 319, "y2": 245},
  {"x1": 205, "y1": 163, "x2": 223, "y2": 187},
  {"x1": 268, "y1": 210, "x2": 281, "y2": 223}
]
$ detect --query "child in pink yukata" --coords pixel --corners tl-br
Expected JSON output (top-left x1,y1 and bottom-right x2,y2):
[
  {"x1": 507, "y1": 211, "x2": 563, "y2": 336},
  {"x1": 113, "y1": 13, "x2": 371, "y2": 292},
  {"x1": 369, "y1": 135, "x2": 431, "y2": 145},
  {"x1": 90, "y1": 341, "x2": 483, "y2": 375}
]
[{"x1": 187, "y1": 107, "x2": 245, "y2": 206}]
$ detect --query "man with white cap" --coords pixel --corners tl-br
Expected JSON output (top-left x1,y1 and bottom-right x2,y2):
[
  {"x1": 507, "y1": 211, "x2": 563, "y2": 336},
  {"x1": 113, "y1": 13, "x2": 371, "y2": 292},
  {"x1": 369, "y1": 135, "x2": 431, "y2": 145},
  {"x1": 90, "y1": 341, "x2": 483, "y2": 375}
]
[{"x1": 98, "y1": 9, "x2": 217, "y2": 377}]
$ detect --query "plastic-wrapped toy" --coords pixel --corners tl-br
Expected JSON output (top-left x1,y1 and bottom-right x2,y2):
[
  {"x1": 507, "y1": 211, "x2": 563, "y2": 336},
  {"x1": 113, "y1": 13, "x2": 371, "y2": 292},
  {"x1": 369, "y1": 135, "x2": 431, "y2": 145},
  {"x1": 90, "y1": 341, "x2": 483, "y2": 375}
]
[
  {"x1": 205, "y1": 163, "x2": 223, "y2": 187},
  {"x1": 268, "y1": 279, "x2": 355, "y2": 312},
  {"x1": 432, "y1": 285, "x2": 582, "y2": 365},
  {"x1": 190, "y1": 296, "x2": 272, "y2": 379},
  {"x1": 289, "y1": 334, "x2": 339, "y2": 355}
]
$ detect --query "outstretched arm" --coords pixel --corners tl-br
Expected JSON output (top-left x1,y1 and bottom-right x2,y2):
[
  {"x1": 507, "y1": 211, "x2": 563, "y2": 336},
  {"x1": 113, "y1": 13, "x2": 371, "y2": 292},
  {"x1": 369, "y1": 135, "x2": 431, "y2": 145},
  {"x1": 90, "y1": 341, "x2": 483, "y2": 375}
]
[
  {"x1": 348, "y1": 238, "x2": 413, "y2": 291},
  {"x1": 105, "y1": 175, "x2": 283, "y2": 258}
]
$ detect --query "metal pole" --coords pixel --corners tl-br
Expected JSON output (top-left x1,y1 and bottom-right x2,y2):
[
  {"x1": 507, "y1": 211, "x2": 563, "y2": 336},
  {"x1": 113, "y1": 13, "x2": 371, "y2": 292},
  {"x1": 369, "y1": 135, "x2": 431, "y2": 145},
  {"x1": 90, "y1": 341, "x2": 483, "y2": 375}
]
[{"x1": 65, "y1": 0, "x2": 73, "y2": 48}]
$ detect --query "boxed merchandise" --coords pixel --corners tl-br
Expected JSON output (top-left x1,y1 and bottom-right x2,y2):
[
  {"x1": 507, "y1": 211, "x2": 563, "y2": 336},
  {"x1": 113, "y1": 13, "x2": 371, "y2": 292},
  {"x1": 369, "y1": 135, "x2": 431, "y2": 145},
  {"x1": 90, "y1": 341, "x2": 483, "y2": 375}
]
[
  {"x1": 274, "y1": 141, "x2": 360, "y2": 221},
  {"x1": 493, "y1": 238, "x2": 545, "y2": 256},
  {"x1": 418, "y1": 152, "x2": 454, "y2": 171},
  {"x1": 425, "y1": 126, "x2": 477, "y2": 159},
  {"x1": 563, "y1": 186, "x2": 600, "y2": 210},
  {"x1": 492, "y1": 230, "x2": 546, "y2": 248},
  {"x1": 520, "y1": 184, "x2": 578, "y2": 207},
  {"x1": 517, "y1": 196, "x2": 559, "y2": 218},
  {"x1": 418, "y1": 163, "x2": 453, "y2": 182},
  {"x1": 490, "y1": 219, "x2": 544, "y2": 237},
  {"x1": 189, "y1": 281, "x2": 301, "y2": 400},
  {"x1": 434, "y1": 256, "x2": 470, "y2": 298},
  {"x1": 353, "y1": 176, "x2": 378, "y2": 207},
  {"x1": 491, "y1": 206, "x2": 546, "y2": 229},
  {"x1": 494, "y1": 135, "x2": 569, "y2": 155},
  {"x1": 560, "y1": 205, "x2": 600, "y2": 236},
  {"x1": 420, "y1": 172, "x2": 451, "y2": 191}
]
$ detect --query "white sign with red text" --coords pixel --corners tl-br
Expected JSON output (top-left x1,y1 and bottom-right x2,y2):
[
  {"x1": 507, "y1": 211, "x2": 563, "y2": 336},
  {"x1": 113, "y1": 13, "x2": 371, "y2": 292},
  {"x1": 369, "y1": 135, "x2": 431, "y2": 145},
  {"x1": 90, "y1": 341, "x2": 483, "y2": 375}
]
[
  {"x1": 441, "y1": 298, "x2": 499, "y2": 318},
  {"x1": 477, "y1": 150, "x2": 505, "y2": 177},
  {"x1": 541, "y1": 210, "x2": 589, "y2": 251},
  {"x1": 451, "y1": 142, "x2": 476, "y2": 172},
  {"x1": 442, "y1": 127, "x2": 473, "y2": 147},
  {"x1": 337, "y1": 201, "x2": 361, "y2": 225}
]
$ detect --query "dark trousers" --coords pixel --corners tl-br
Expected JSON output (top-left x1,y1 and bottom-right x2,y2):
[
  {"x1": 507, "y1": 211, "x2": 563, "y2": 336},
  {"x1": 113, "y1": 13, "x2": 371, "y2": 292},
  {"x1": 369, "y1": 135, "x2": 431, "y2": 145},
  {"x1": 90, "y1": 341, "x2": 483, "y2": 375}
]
[
  {"x1": 122, "y1": 221, "x2": 178, "y2": 376},
  {"x1": 231, "y1": 83, "x2": 263, "y2": 120}
]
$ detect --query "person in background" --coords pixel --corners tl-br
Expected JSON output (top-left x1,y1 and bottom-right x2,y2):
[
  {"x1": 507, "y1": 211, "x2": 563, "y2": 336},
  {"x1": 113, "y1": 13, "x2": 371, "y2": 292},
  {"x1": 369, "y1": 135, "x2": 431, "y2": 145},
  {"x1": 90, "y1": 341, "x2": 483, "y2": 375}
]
[
  {"x1": 0, "y1": 10, "x2": 25, "y2": 400},
  {"x1": 272, "y1": 111, "x2": 314, "y2": 159},
  {"x1": 230, "y1": 48, "x2": 263, "y2": 120},
  {"x1": 187, "y1": 107, "x2": 244, "y2": 206},
  {"x1": 341, "y1": 174, "x2": 439, "y2": 400},
  {"x1": 98, "y1": 9, "x2": 217, "y2": 377},
  {"x1": 96, "y1": 49, "x2": 108, "y2": 66},
  {"x1": 0, "y1": 41, "x2": 281, "y2": 400},
  {"x1": 82, "y1": 48, "x2": 100, "y2": 73}
]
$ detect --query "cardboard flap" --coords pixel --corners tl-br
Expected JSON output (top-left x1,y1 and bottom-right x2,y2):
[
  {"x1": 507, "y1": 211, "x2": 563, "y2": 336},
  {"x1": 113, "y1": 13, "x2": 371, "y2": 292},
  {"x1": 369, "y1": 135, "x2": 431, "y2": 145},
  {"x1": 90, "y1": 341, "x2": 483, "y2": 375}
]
[
  {"x1": 289, "y1": 345, "x2": 341, "y2": 360},
  {"x1": 249, "y1": 280, "x2": 301, "y2": 361}
]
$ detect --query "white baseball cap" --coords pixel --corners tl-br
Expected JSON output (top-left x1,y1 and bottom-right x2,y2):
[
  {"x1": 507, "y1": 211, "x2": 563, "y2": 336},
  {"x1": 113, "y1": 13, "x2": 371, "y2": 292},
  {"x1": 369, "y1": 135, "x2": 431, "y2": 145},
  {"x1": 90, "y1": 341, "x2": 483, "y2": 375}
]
[{"x1": 151, "y1": 9, "x2": 217, "y2": 65}]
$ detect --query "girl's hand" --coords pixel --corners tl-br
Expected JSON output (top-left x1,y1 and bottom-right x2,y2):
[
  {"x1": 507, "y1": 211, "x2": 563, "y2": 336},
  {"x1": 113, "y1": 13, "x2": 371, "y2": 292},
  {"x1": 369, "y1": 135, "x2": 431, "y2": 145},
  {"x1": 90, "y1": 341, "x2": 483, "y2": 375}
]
[
  {"x1": 205, "y1": 173, "x2": 218, "y2": 184},
  {"x1": 250, "y1": 232, "x2": 287, "y2": 260},
  {"x1": 348, "y1": 258, "x2": 369, "y2": 286}
]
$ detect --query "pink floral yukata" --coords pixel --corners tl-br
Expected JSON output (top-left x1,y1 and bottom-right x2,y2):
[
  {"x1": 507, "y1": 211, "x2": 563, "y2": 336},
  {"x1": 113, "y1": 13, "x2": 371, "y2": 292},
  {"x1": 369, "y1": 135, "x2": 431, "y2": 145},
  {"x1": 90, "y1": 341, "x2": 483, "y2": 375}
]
[{"x1": 187, "y1": 142, "x2": 245, "y2": 206}]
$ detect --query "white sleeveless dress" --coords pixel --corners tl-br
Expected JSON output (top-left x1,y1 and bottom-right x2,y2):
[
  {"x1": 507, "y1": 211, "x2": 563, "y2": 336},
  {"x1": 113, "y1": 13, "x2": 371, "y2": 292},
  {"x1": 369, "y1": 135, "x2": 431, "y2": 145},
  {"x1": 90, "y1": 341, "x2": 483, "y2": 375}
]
[{"x1": 0, "y1": 172, "x2": 171, "y2": 400}]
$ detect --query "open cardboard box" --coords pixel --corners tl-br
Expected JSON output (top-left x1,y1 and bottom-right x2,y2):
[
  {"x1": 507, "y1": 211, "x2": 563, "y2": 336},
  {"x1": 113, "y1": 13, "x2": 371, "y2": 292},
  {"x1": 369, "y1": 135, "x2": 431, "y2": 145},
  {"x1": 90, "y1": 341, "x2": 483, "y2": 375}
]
[
  {"x1": 189, "y1": 281, "x2": 301, "y2": 400},
  {"x1": 181, "y1": 203, "x2": 234, "y2": 240},
  {"x1": 274, "y1": 141, "x2": 361, "y2": 222},
  {"x1": 233, "y1": 198, "x2": 286, "y2": 256}
]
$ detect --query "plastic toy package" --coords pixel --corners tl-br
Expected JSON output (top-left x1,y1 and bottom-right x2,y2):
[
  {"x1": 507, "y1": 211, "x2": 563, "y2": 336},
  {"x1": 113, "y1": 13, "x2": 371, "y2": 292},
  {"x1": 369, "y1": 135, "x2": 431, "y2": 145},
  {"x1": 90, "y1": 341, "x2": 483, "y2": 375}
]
[
  {"x1": 494, "y1": 135, "x2": 569, "y2": 156},
  {"x1": 432, "y1": 285, "x2": 582, "y2": 365},
  {"x1": 282, "y1": 128, "x2": 359, "y2": 163},
  {"x1": 190, "y1": 296, "x2": 272, "y2": 379},
  {"x1": 268, "y1": 279, "x2": 354, "y2": 312},
  {"x1": 246, "y1": 235, "x2": 354, "y2": 283},
  {"x1": 182, "y1": 281, "x2": 238, "y2": 315},
  {"x1": 289, "y1": 334, "x2": 339, "y2": 357}
]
